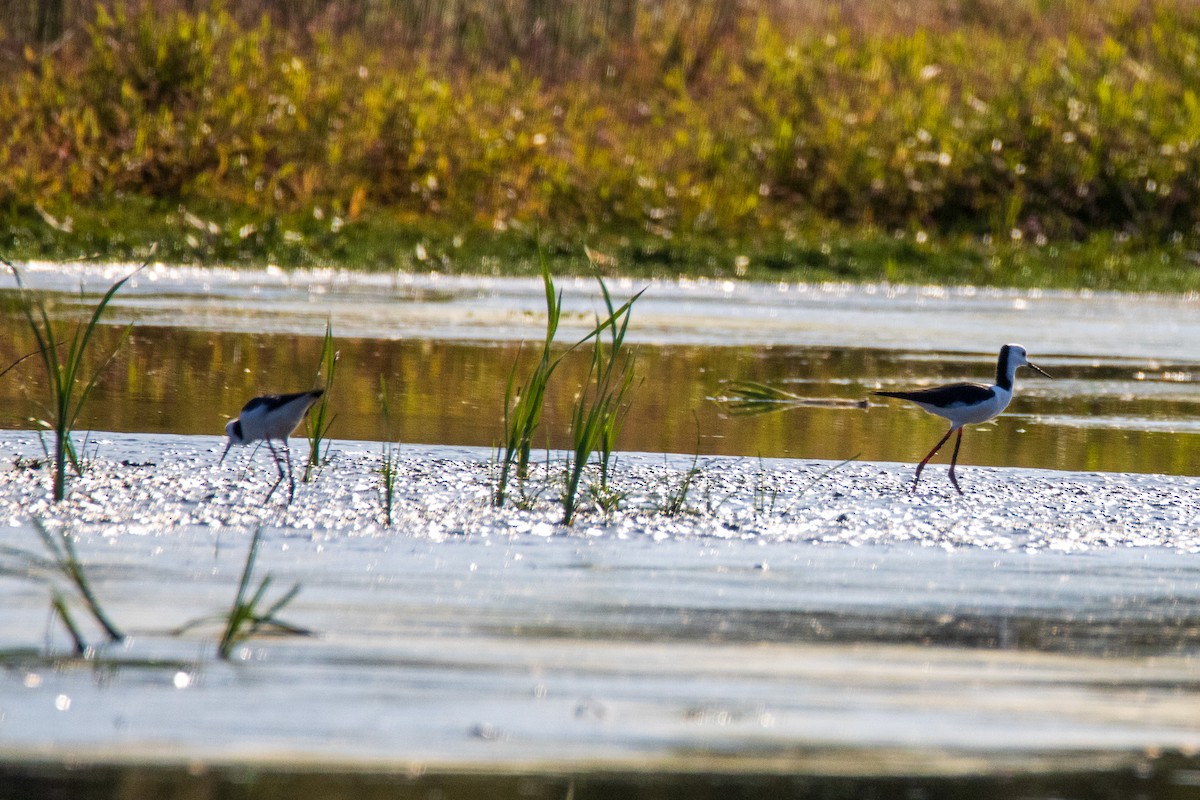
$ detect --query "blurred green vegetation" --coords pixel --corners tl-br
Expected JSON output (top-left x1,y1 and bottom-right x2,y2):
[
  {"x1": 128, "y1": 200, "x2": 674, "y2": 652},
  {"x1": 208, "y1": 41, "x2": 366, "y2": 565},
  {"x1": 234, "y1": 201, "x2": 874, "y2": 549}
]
[{"x1": 3, "y1": 0, "x2": 1200, "y2": 290}]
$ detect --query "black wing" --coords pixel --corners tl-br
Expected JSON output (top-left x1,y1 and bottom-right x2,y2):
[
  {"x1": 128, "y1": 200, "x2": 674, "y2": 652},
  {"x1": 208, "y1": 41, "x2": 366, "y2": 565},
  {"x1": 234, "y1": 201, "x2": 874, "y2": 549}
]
[
  {"x1": 240, "y1": 389, "x2": 324, "y2": 414},
  {"x1": 874, "y1": 382, "x2": 995, "y2": 406}
]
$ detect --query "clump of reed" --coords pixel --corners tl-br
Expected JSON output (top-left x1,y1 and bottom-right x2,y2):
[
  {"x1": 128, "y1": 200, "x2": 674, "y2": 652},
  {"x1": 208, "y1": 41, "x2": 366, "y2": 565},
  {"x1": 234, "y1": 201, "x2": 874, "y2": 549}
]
[
  {"x1": 560, "y1": 280, "x2": 642, "y2": 524},
  {"x1": 2, "y1": 254, "x2": 147, "y2": 501},
  {"x1": 493, "y1": 258, "x2": 569, "y2": 508},
  {"x1": 493, "y1": 256, "x2": 645, "y2": 518}
]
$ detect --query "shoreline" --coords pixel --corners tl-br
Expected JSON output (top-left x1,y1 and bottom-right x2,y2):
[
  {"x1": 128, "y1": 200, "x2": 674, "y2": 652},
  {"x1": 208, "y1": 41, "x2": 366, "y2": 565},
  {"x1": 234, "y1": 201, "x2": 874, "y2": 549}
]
[{"x1": 3, "y1": 263, "x2": 1199, "y2": 355}]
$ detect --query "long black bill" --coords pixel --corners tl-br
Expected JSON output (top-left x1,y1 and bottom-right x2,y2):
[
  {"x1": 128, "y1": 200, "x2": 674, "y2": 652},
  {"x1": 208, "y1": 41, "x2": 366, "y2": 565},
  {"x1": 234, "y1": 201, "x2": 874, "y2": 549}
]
[{"x1": 1028, "y1": 361, "x2": 1052, "y2": 379}]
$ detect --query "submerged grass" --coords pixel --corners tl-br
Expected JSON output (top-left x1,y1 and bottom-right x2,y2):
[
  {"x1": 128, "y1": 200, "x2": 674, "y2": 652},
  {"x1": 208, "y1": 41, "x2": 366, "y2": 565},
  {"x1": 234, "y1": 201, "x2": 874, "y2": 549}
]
[
  {"x1": 2, "y1": 253, "x2": 146, "y2": 501},
  {"x1": 50, "y1": 591, "x2": 88, "y2": 656}
]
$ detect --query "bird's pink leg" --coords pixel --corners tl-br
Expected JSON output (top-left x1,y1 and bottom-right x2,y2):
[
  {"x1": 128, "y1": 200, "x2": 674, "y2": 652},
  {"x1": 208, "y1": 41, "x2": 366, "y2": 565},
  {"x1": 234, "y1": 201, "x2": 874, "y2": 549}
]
[
  {"x1": 263, "y1": 440, "x2": 287, "y2": 503},
  {"x1": 283, "y1": 441, "x2": 296, "y2": 503},
  {"x1": 912, "y1": 426, "x2": 956, "y2": 492},
  {"x1": 947, "y1": 427, "x2": 965, "y2": 495}
]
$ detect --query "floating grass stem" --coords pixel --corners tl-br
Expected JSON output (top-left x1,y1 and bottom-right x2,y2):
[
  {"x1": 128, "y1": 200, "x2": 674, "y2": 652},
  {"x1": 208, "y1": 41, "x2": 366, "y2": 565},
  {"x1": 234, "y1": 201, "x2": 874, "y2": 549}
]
[
  {"x1": 2, "y1": 252, "x2": 149, "y2": 501},
  {"x1": 303, "y1": 321, "x2": 339, "y2": 482},
  {"x1": 218, "y1": 527, "x2": 308, "y2": 660},
  {"x1": 716, "y1": 381, "x2": 869, "y2": 416}
]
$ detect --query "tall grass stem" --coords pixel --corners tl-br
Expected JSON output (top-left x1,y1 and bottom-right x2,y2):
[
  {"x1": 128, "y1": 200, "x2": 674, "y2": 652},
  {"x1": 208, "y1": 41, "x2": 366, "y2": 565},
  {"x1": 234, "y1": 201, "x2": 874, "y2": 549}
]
[
  {"x1": 561, "y1": 278, "x2": 643, "y2": 524},
  {"x1": 304, "y1": 321, "x2": 339, "y2": 482}
]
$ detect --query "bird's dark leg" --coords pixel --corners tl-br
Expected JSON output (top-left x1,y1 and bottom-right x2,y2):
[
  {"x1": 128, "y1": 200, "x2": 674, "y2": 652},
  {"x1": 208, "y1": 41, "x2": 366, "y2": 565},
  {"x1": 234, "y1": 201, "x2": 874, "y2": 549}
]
[
  {"x1": 912, "y1": 426, "x2": 956, "y2": 492},
  {"x1": 947, "y1": 427, "x2": 965, "y2": 495}
]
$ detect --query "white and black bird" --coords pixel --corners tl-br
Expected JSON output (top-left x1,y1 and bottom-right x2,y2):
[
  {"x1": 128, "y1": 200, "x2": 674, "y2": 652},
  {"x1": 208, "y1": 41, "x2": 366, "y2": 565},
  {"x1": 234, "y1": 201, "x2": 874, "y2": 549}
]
[
  {"x1": 221, "y1": 389, "x2": 324, "y2": 502},
  {"x1": 874, "y1": 344, "x2": 1051, "y2": 494}
]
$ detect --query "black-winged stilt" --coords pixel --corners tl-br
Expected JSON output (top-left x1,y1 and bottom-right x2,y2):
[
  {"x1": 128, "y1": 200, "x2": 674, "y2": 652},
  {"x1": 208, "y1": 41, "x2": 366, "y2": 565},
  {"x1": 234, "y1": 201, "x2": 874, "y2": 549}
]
[
  {"x1": 874, "y1": 344, "x2": 1050, "y2": 494},
  {"x1": 221, "y1": 390, "x2": 324, "y2": 502}
]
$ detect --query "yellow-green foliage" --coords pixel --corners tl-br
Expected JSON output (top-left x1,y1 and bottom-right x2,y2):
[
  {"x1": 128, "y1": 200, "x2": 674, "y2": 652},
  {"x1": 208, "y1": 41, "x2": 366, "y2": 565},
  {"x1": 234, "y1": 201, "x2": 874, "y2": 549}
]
[{"x1": 3, "y1": 0, "x2": 1200, "y2": 247}]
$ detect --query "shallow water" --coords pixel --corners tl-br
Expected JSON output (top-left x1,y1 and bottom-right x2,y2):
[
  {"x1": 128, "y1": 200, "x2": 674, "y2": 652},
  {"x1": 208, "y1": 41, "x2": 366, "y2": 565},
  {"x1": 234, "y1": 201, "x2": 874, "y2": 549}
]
[{"x1": 2, "y1": 268, "x2": 1198, "y2": 476}]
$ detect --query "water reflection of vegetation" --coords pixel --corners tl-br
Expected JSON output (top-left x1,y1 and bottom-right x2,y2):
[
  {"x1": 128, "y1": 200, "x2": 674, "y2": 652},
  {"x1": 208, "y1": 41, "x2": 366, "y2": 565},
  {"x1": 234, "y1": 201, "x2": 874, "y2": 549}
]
[{"x1": 0, "y1": 317, "x2": 1197, "y2": 476}]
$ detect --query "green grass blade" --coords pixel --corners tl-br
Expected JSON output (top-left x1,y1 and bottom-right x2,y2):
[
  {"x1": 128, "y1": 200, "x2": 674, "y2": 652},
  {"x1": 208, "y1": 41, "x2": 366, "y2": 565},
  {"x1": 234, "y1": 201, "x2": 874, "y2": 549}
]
[
  {"x1": 234, "y1": 528, "x2": 263, "y2": 606},
  {"x1": 51, "y1": 592, "x2": 88, "y2": 656},
  {"x1": 262, "y1": 582, "x2": 302, "y2": 620},
  {"x1": 33, "y1": 518, "x2": 124, "y2": 642},
  {"x1": 218, "y1": 527, "x2": 309, "y2": 658},
  {"x1": 305, "y1": 320, "x2": 338, "y2": 482},
  {"x1": 69, "y1": 261, "x2": 146, "y2": 370}
]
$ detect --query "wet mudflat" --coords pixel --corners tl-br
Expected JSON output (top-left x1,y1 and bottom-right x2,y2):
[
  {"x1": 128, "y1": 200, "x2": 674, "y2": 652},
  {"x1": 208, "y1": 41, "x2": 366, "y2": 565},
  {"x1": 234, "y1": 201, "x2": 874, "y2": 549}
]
[{"x1": 1, "y1": 433, "x2": 1199, "y2": 798}]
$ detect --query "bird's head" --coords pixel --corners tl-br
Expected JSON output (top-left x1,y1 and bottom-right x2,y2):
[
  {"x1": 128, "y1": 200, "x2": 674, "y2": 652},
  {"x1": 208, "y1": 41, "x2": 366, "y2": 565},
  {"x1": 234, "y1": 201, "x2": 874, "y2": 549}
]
[
  {"x1": 1004, "y1": 343, "x2": 1052, "y2": 379},
  {"x1": 219, "y1": 418, "x2": 243, "y2": 464}
]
